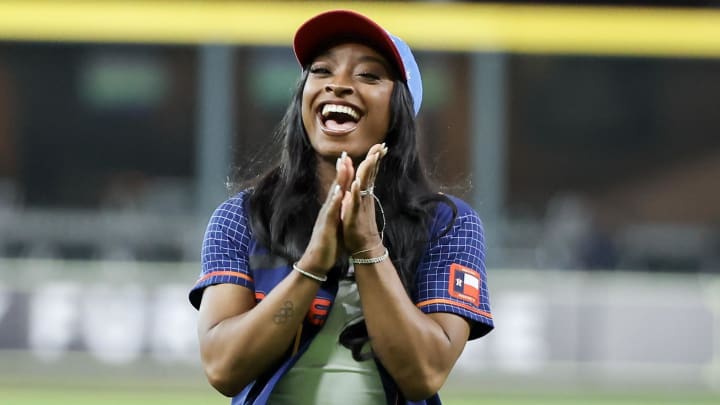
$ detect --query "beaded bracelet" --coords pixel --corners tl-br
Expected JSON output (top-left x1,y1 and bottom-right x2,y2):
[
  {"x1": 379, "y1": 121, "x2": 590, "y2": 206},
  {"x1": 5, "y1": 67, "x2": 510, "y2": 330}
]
[
  {"x1": 293, "y1": 262, "x2": 327, "y2": 283},
  {"x1": 349, "y1": 248, "x2": 389, "y2": 265}
]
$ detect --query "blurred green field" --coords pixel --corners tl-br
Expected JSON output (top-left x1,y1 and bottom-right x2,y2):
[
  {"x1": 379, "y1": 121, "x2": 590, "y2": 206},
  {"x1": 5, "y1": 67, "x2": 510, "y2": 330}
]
[
  {"x1": 1, "y1": 386, "x2": 719, "y2": 405},
  {"x1": 1, "y1": 351, "x2": 718, "y2": 405}
]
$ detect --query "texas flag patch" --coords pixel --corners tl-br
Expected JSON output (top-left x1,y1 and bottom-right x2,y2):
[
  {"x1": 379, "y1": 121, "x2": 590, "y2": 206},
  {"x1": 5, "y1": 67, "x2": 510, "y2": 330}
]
[{"x1": 448, "y1": 263, "x2": 481, "y2": 305}]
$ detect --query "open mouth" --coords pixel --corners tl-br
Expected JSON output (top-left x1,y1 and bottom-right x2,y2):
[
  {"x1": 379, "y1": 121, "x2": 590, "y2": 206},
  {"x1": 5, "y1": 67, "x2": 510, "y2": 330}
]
[{"x1": 320, "y1": 103, "x2": 361, "y2": 133}]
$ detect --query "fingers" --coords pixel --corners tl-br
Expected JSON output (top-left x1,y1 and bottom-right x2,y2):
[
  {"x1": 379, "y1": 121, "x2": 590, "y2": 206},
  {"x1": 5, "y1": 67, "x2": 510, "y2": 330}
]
[
  {"x1": 367, "y1": 142, "x2": 387, "y2": 187},
  {"x1": 304, "y1": 180, "x2": 343, "y2": 271},
  {"x1": 320, "y1": 152, "x2": 352, "y2": 222},
  {"x1": 355, "y1": 143, "x2": 387, "y2": 191},
  {"x1": 336, "y1": 150, "x2": 358, "y2": 222},
  {"x1": 304, "y1": 147, "x2": 381, "y2": 271},
  {"x1": 372, "y1": 143, "x2": 388, "y2": 181},
  {"x1": 340, "y1": 144, "x2": 390, "y2": 253},
  {"x1": 334, "y1": 151, "x2": 348, "y2": 191},
  {"x1": 333, "y1": 144, "x2": 387, "y2": 196},
  {"x1": 319, "y1": 182, "x2": 343, "y2": 228},
  {"x1": 342, "y1": 143, "x2": 388, "y2": 223},
  {"x1": 333, "y1": 151, "x2": 356, "y2": 192},
  {"x1": 341, "y1": 180, "x2": 354, "y2": 221}
]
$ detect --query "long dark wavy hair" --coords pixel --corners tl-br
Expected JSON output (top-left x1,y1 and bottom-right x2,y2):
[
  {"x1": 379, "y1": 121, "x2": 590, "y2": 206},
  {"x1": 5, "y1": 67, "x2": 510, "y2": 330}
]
[{"x1": 238, "y1": 68, "x2": 456, "y2": 295}]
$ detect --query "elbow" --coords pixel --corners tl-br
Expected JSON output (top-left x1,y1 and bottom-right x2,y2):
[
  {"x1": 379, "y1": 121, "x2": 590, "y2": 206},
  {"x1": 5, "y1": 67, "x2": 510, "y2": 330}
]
[
  {"x1": 397, "y1": 369, "x2": 447, "y2": 401},
  {"x1": 199, "y1": 334, "x2": 253, "y2": 397},
  {"x1": 204, "y1": 362, "x2": 247, "y2": 397},
  {"x1": 403, "y1": 381, "x2": 443, "y2": 402}
]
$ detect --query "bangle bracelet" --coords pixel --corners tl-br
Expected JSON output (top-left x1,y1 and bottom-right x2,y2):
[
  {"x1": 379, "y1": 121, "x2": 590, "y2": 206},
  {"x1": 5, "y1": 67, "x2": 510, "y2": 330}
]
[
  {"x1": 293, "y1": 262, "x2": 327, "y2": 283},
  {"x1": 349, "y1": 248, "x2": 389, "y2": 265}
]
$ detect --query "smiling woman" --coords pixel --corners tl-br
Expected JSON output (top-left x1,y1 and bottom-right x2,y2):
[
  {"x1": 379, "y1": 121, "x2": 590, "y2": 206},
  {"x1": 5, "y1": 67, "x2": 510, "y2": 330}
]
[
  {"x1": 302, "y1": 43, "x2": 394, "y2": 166},
  {"x1": 188, "y1": 9, "x2": 494, "y2": 405}
]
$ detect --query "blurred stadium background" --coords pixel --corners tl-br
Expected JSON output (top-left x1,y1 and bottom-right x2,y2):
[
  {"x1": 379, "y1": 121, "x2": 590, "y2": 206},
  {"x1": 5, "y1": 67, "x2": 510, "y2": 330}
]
[{"x1": 1, "y1": 1, "x2": 720, "y2": 404}]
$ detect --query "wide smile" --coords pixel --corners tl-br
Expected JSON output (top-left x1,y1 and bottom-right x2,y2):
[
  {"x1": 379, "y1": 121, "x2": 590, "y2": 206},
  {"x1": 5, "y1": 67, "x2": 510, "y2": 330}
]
[{"x1": 317, "y1": 103, "x2": 362, "y2": 135}]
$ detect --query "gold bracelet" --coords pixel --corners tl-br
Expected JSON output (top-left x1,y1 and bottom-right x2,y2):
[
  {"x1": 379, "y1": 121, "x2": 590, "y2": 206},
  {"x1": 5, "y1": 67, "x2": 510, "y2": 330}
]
[
  {"x1": 349, "y1": 249, "x2": 389, "y2": 265},
  {"x1": 292, "y1": 262, "x2": 327, "y2": 282}
]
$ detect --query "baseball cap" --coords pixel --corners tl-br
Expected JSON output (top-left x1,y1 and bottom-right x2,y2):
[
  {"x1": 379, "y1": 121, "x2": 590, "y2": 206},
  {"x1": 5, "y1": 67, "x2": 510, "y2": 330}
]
[{"x1": 293, "y1": 9, "x2": 423, "y2": 116}]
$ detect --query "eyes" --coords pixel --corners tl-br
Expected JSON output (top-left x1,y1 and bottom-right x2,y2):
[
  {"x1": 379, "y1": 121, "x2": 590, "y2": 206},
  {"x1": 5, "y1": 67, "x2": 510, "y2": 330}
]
[
  {"x1": 309, "y1": 63, "x2": 385, "y2": 83},
  {"x1": 359, "y1": 72, "x2": 382, "y2": 81},
  {"x1": 308, "y1": 66, "x2": 330, "y2": 75}
]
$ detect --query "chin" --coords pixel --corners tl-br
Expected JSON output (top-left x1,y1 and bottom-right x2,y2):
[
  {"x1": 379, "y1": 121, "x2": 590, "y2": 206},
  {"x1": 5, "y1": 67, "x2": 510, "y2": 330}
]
[{"x1": 312, "y1": 143, "x2": 348, "y2": 160}]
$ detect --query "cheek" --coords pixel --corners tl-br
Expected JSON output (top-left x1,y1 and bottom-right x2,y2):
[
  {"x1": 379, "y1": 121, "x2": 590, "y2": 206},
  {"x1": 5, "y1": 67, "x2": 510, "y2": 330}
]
[
  {"x1": 301, "y1": 90, "x2": 314, "y2": 127},
  {"x1": 301, "y1": 86, "x2": 310, "y2": 112}
]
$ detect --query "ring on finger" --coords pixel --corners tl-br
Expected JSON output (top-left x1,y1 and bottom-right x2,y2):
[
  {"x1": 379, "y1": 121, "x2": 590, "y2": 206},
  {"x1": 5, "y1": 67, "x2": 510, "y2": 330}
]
[{"x1": 359, "y1": 185, "x2": 375, "y2": 197}]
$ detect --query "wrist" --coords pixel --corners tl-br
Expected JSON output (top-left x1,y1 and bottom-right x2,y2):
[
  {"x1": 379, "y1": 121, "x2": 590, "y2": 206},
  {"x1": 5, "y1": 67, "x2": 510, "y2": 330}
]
[
  {"x1": 295, "y1": 258, "x2": 328, "y2": 277},
  {"x1": 348, "y1": 239, "x2": 385, "y2": 258},
  {"x1": 293, "y1": 262, "x2": 327, "y2": 283},
  {"x1": 350, "y1": 242, "x2": 385, "y2": 259},
  {"x1": 349, "y1": 247, "x2": 389, "y2": 265}
]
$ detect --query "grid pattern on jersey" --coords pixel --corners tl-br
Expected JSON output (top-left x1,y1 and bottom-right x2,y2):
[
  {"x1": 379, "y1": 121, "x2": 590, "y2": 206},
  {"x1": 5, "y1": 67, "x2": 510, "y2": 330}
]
[
  {"x1": 189, "y1": 192, "x2": 254, "y2": 309},
  {"x1": 415, "y1": 204, "x2": 493, "y2": 339}
]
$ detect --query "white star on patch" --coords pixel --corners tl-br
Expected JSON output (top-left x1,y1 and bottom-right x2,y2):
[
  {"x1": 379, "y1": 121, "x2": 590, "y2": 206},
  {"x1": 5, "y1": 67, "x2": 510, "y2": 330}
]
[{"x1": 455, "y1": 278, "x2": 463, "y2": 287}]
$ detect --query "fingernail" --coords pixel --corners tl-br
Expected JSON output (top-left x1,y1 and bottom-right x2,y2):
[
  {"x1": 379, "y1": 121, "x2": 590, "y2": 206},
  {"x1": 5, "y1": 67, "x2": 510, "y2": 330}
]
[
  {"x1": 340, "y1": 151, "x2": 347, "y2": 160},
  {"x1": 381, "y1": 142, "x2": 386, "y2": 148},
  {"x1": 333, "y1": 184, "x2": 341, "y2": 196},
  {"x1": 336, "y1": 157, "x2": 341, "y2": 171}
]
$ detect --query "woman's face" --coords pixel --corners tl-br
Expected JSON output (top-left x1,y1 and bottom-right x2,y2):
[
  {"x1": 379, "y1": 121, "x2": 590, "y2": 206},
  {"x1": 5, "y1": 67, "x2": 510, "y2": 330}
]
[{"x1": 302, "y1": 42, "x2": 395, "y2": 161}]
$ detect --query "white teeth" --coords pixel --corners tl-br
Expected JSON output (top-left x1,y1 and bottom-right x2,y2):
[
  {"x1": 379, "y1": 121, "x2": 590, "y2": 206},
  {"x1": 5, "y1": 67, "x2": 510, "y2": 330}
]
[{"x1": 321, "y1": 104, "x2": 360, "y2": 121}]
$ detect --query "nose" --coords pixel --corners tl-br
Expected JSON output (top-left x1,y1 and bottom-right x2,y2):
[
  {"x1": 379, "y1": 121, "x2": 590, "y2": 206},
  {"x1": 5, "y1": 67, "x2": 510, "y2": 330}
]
[{"x1": 325, "y1": 83, "x2": 353, "y2": 97}]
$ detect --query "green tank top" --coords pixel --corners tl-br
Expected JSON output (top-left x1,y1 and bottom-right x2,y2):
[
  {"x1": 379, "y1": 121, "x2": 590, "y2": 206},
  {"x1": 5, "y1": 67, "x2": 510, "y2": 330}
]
[{"x1": 268, "y1": 277, "x2": 385, "y2": 404}]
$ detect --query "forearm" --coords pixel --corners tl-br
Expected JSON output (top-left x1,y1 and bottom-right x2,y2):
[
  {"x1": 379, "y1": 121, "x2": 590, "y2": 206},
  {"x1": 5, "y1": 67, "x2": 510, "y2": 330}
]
[
  {"x1": 199, "y1": 271, "x2": 320, "y2": 396},
  {"x1": 354, "y1": 260, "x2": 459, "y2": 399}
]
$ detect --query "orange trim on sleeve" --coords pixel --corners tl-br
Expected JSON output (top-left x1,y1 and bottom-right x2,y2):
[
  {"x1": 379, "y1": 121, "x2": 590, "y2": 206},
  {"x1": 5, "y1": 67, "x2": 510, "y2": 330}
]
[
  {"x1": 416, "y1": 298, "x2": 493, "y2": 319},
  {"x1": 196, "y1": 270, "x2": 253, "y2": 284}
]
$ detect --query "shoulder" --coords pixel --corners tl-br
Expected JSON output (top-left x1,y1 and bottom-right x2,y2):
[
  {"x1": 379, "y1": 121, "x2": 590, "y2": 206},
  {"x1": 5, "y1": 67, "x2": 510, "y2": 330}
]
[
  {"x1": 221, "y1": 189, "x2": 251, "y2": 208},
  {"x1": 435, "y1": 194, "x2": 477, "y2": 217},
  {"x1": 205, "y1": 190, "x2": 254, "y2": 239},
  {"x1": 211, "y1": 190, "x2": 251, "y2": 219},
  {"x1": 430, "y1": 194, "x2": 483, "y2": 237}
]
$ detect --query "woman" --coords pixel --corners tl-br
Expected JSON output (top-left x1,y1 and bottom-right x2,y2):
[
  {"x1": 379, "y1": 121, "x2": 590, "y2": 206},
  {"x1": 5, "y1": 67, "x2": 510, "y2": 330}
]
[{"x1": 189, "y1": 9, "x2": 493, "y2": 405}]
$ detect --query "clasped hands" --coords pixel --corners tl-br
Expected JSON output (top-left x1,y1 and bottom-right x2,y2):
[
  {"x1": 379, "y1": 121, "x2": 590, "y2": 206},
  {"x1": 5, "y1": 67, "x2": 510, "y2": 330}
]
[{"x1": 297, "y1": 143, "x2": 389, "y2": 275}]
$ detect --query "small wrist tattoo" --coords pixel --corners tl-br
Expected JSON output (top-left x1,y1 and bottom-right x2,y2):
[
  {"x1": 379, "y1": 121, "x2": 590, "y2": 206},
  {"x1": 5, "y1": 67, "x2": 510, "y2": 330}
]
[{"x1": 272, "y1": 300, "x2": 295, "y2": 324}]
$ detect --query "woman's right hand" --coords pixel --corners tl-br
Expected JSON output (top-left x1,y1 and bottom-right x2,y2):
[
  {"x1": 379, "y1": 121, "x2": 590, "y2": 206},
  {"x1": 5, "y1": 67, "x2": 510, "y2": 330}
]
[{"x1": 296, "y1": 152, "x2": 354, "y2": 275}]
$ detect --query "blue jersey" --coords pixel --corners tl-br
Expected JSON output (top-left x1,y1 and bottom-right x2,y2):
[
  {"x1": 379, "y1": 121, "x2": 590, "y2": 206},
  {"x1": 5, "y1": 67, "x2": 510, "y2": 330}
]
[{"x1": 189, "y1": 190, "x2": 493, "y2": 404}]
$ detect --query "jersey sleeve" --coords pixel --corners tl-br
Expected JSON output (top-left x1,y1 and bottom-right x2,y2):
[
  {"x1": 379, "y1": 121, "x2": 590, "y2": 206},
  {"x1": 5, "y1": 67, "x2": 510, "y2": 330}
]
[
  {"x1": 189, "y1": 192, "x2": 255, "y2": 309},
  {"x1": 415, "y1": 197, "x2": 494, "y2": 339}
]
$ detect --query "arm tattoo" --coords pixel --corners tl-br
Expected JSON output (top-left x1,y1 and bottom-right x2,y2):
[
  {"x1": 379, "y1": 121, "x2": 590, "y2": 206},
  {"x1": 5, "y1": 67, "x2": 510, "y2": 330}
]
[{"x1": 272, "y1": 300, "x2": 295, "y2": 324}]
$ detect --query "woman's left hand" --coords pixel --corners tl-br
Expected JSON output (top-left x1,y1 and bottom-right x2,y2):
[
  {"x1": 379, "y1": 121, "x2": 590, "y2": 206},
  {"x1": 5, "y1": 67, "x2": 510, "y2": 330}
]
[{"x1": 340, "y1": 143, "x2": 388, "y2": 254}]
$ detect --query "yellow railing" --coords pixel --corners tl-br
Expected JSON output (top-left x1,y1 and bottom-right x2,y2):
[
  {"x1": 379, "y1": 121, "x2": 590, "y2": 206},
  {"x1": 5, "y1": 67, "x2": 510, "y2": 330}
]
[{"x1": 1, "y1": 1, "x2": 720, "y2": 57}]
